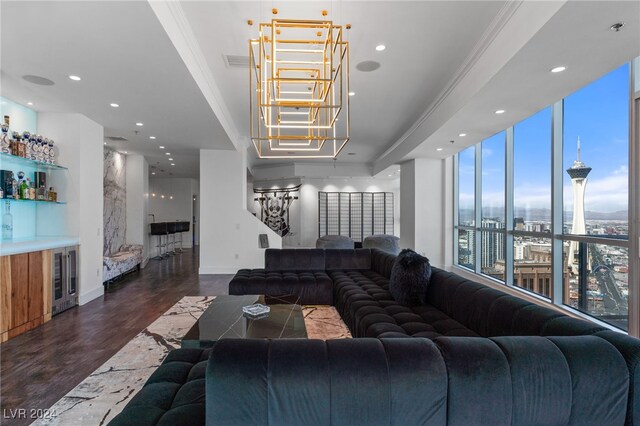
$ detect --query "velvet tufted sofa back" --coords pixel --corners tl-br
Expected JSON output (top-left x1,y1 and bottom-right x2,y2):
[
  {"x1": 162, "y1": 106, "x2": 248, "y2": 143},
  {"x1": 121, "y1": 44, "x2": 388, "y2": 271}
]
[
  {"x1": 207, "y1": 337, "x2": 629, "y2": 426},
  {"x1": 325, "y1": 248, "x2": 372, "y2": 270},
  {"x1": 425, "y1": 267, "x2": 607, "y2": 338},
  {"x1": 264, "y1": 249, "x2": 326, "y2": 271},
  {"x1": 370, "y1": 248, "x2": 397, "y2": 278}
]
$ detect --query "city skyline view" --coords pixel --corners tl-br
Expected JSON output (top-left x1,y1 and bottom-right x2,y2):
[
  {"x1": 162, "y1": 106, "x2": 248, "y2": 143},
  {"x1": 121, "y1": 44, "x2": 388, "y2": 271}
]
[{"x1": 456, "y1": 62, "x2": 630, "y2": 330}]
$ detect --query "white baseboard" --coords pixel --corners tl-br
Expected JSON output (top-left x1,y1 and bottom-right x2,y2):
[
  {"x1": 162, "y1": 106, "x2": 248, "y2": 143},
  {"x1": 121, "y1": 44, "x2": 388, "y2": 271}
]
[
  {"x1": 199, "y1": 266, "x2": 237, "y2": 274},
  {"x1": 79, "y1": 286, "x2": 104, "y2": 305},
  {"x1": 140, "y1": 256, "x2": 150, "y2": 269}
]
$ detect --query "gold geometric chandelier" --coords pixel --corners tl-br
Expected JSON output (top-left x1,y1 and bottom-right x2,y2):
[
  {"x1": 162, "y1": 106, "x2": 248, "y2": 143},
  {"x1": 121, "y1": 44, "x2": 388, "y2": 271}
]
[{"x1": 249, "y1": 12, "x2": 350, "y2": 159}]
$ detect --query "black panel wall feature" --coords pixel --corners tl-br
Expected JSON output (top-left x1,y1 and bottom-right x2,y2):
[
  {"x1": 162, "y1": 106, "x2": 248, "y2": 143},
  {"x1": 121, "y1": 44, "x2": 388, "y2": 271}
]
[{"x1": 318, "y1": 192, "x2": 394, "y2": 242}]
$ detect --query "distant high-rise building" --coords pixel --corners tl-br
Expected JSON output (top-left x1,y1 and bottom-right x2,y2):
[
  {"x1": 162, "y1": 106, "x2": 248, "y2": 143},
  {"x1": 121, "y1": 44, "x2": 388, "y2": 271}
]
[
  {"x1": 567, "y1": 137, "x2": 591, "y2": 272},
  {"x1": 514, "y1": 217, "x2": 525, "y2": 231},
  {"x1": 481, "y1": 218, "x2": 505, "y2": 268}
]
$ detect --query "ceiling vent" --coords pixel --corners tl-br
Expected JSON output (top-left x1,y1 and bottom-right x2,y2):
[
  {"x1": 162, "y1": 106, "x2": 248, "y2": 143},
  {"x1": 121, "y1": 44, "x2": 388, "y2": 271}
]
[
  {"x1": 105, "y1": 136, "x2": 128, "y2": 142},
  {"x1": 224, "y1": 54, "x2": 250, "y2": 68}
]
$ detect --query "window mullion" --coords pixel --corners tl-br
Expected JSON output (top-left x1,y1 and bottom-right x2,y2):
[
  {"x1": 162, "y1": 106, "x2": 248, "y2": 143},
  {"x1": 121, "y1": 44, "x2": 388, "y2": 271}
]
[
  {"x1": 505, "y1": 127, "x2": 514, "y2": 287},
  {"x1": 551, "y1": 100, "x2": 564, "y2": 306},
  {"x1": 628, "y1": 58, "x2": 640, "y2": 337},
  {"x1": 474, "y1": 143, "x2": 482, "y2": 275},
  {"x1": 453, "y1": 153, "x2": 460, "y2": 266}
]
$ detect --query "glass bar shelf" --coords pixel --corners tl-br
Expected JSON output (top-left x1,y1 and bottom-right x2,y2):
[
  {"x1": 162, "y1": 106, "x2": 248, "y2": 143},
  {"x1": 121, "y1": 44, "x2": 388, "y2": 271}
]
[
  {"x1": 2, "y1": 198, "x2": 66, "y2": 205},
  {"x1": 0, "y1": 152, "x2": 68, "y2": 171}
]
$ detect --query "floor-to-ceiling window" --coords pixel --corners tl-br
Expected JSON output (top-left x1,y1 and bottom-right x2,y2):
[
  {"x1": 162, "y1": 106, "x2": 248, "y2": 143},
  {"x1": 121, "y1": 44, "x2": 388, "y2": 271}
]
[
  {"x1": 562, "y1": 64, "x2": 629, "y2": 330},
  {"x1": 513, "y1": 107, "x2": 552, "y2": 297},
  {"x1": 480, "y1": 132, "x2": 506, "y2": 281},
  {"x1": 456, "y1": 146, "x2": 476, "y2": 269},
  {"x1": 454, "y1": 62, "x2": 633, "y2": 331}
]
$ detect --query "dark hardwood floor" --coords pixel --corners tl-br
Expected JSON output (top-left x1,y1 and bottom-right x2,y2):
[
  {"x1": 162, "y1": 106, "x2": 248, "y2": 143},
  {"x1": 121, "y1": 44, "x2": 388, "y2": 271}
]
[{"x1": 0, "y1": 248, "x2": 231, "y2": 426}]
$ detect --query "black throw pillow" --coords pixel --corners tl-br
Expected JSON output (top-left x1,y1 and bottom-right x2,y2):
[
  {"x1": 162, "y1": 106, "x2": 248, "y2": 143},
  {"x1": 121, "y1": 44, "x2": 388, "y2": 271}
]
[{"x1": 389, "y1": 249, "x2": 432, "y2": 306}]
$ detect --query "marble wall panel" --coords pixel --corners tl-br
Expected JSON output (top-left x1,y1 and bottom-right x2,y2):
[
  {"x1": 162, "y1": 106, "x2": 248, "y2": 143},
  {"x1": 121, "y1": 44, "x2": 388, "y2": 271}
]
[{"x1": 103, "y1": 149, "x2": 126, "y2": 255}]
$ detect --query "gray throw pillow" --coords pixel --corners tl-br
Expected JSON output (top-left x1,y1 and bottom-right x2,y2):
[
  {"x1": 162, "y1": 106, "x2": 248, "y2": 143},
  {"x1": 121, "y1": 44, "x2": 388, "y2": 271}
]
[{"x1": 389, "y1": 249, "x2": 432, "y2": 306}]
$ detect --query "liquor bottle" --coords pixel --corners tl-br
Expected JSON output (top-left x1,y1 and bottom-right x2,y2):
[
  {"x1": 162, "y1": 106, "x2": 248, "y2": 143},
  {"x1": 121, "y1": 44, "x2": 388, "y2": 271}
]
[
  {"x1": 0, "y1": 116, "x2": 9, "y2": 154},
  {"x1": 18, "y1": 135, "x2": 26, "y2": 158},
  {"x1": 41, "y1": 137, "x2": 49, "y2": 163},
  {"x1": 2, "y1": 201, "x2": 13, "y2": 240},
  {"x1": 16, "y1": 171, "x2": 25, "y2": 199},
  {"x1": 0, "y1": 170, "x2": 13, "y2": 198},
  {"x1": 48, "y1": 187, "x2": 57, "y2": 202},
  {"x1": 20, "y1": 178, "x2": 29, "y2": 200},
  {"x1": 10, "y1": 132, "x2": 19, "y2": 156},
  {"x1": 11, "y1": 179, "x2": 18, "y2": 200},
  {"x1": 49, "y1": 139, "x2": 55, "y2": 164},
  {"x1": 29, "y1": 180, "x2": 36, "y2": 200},
  {"x1": 37, "y1": 185, "x2": 46, "y2": 201},
  {"x1": 25, "y1": 135, "x2": 33, "y2": 160}
]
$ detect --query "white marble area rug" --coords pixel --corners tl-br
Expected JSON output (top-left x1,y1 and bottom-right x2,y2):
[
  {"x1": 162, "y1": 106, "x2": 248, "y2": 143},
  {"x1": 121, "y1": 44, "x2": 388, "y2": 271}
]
[{"x1": 33, "y1": 296, "x2": 350, "y2": 426}]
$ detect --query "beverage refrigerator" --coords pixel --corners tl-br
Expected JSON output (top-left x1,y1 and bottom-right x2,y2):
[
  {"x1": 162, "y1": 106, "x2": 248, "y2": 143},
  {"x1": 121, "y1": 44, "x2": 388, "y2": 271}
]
[{"x1": 52, "y1": 246, "x2": 78, "y2": 316}]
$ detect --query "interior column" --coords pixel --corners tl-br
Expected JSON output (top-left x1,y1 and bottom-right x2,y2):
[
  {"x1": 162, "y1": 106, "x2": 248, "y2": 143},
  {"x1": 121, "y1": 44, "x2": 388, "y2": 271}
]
[{"x1": 400, "y1": 158, "x2": 447, "y2": 267}]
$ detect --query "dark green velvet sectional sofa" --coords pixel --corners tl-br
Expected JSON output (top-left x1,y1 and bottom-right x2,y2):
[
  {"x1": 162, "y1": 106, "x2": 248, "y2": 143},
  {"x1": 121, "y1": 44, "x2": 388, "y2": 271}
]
[{"x1": 111, "y1": 248, "x2": 640, "y2": 425}]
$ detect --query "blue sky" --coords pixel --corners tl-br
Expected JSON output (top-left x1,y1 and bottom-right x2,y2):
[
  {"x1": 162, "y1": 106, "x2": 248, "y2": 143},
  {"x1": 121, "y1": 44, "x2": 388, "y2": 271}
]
[{"x1": 459, "y1": 62, "x2": 629, "y2": 216}]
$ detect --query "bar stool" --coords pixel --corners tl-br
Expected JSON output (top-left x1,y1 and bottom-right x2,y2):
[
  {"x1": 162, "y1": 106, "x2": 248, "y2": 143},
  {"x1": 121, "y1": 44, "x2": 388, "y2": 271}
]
[
  {"x1": 175, "y1": 221, "x2": 190, "y2": 253},
  {"x1": 166, "y1": 222, "x2": 178, "y2": 255},
  {"x1": 150, "y1": 222, "x2": 168, "y2": 260}
]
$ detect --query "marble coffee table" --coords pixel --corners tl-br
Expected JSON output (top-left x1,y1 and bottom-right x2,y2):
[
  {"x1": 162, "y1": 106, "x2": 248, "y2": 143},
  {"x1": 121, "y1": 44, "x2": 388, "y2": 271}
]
[{"x1": 181, "y1": 294, "x2": 308, "y2": 348}]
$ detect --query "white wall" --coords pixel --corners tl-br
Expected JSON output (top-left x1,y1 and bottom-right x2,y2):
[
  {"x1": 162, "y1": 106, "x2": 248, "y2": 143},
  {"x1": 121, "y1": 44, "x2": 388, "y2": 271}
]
[
  {"x1": 149, "y1": 178, "x2": 197, "y2": 249},
  {"x1": 38, "y1": 113, "x2": 104, "y2": 305},
  {"x1": 400, "y1": 158, "x2": 446, "y2": 267},
  {"x1": 251, "y1": 177, "x2": 401, "y2": 248},
  {"x1": 126, "y1": 155, "x2": 149, "y2": 266},
  {"x1": 199, "y1": 149, "x2": 281, "y2": 274}
]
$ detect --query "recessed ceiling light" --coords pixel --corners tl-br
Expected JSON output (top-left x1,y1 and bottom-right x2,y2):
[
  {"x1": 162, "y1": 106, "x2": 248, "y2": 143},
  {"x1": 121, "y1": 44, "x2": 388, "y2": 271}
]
[
  {"x1": 159, "y1": 146, "x2": 165, "y2": 149},
  {"x1": 149, "y1": 136, "x2": 156, "y2": 140},
  {"x1": 161, "y1": 195, "x2": 165, "y2": 199},
  {"x1": 136, "y1": 122, "x2": 144, "y2": 126},
  {"x1": 436, "y1": 148, "x2": 443, "y2": 152},
  {"x1": 550, "y1": 66, "x2": 566, "y2": 73},
  {"x1": 495, "y1": 109, "x2": 505, "y2": 114},
  {"x1": 103, "y1": 142, "x2": 107, "y2": 145},
  {"x1": 122, "y1": 151, "x2": 128, "y2": 154},
  {"x1": 165, "y1": 152, "x2": 171, "y2": 155},
  {"x1": 348, "y1": 91, "x2": 355, "y2": 96},
  {"x1": 152, "y1": 172, "x2": 156, "y2": 175},
  {"x1": 169, "y1": 196, "x2": 173, "y2": 200},
  {"x1": 168, "y1": 158, "x2": 173, "y2": 161},
  {"x1": 171, "y1": 163, "x2": 175, "y2": 166},
  {"x1": 27, "y1": 102, "x2": 33, "y2": 106},
  {"x1": 152, "y1": 193, "x2": 156, "y2": 197},
  {"x1": 110, "y1": 103, "x2": 119, "y2": 107},
  {"x1": 388, "y1": 174, "x2": 392, "y2": 177},
  {"x1": 458, "y1": 133, "x2": 467, "y2": 137},
  {"x1": 375, "y1": 44, "x2": 386, "y2": 51},
  {"x1": 68, "y1": 75, "x2": 82, "y2": 81}
]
